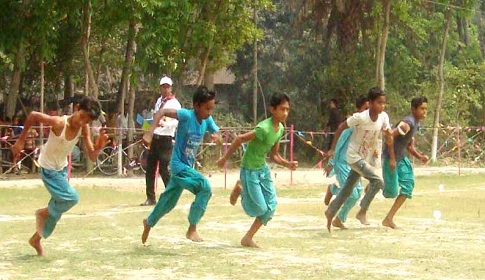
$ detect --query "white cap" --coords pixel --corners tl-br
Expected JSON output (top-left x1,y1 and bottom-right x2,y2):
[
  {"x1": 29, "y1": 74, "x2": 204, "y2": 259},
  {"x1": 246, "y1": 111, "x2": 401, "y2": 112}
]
[{"x1": 160, "y1": 76, "x2": 173, "y2": 86}]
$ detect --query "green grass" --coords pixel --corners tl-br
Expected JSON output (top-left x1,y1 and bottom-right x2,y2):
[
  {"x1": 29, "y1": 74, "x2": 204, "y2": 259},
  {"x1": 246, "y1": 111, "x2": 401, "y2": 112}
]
[{"x1": 1, "y1": 173, "x2": 484, "y2": 279}]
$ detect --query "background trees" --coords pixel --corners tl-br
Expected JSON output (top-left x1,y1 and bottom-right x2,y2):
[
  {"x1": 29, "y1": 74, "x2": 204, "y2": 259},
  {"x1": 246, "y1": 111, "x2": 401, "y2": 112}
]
[{"x1": 1, "y1": 0, "x2": 485, "y2": 164}]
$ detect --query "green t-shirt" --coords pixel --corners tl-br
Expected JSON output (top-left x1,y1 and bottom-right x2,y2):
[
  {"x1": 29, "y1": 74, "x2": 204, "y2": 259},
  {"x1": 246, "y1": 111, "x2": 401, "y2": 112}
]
[{"x1": 241, "y1": 118, "x2": 284, "y2": 170}]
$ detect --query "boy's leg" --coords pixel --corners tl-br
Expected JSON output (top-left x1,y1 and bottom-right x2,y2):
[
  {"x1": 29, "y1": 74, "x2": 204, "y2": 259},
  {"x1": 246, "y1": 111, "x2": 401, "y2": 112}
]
[
  {"x1": 241, "y1": 218, "x2": 263, "y2": 248},
  {"x1": 382, "y1": 157, "x2": 415, "y2": 228},
  {"x1": 143, "y1": 176, "x2": 184, "y2": 244},
  {"x1": 382, "y1": 195, "x2": 407, "y2": 229},
  {"x1": 325, "y1": 167, "x2": 361, "y2": 232},
  {"x1": 230, "y1": 180, "x2": 242, "y2": 206},
  {"x1": 41, "y1": 168, "x2": 79, "y2": 239},
  {"x1": 239, "y1": 166, "x2": 276, "y2": 247},
  {"x1": 357, "y1": 161, "x2": 384, "y2": 225},
  {"x1": 181, "y1": 168, "x2": 212, "y2": 242},
  {"x1": 335, "y1": 182, "x2": 363, "y2": 229}
]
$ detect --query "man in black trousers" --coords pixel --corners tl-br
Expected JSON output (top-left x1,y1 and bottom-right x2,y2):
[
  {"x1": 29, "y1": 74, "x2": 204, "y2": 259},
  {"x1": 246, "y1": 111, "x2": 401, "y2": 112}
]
[{"x1": 140, "y1": 76, "x2": 181, "y2": 206}]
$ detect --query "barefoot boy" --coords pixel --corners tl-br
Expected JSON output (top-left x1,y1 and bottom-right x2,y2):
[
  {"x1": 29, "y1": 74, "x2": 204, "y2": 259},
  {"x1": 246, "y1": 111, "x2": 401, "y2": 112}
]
[
  {"x1": 141, "y1": 86, "x2": 220, "y2": 244},
  {"x1": 11, "y1": 96, "x2": 109, "y2": 256},
  {"x1": 382, "y1": 96, "x2": 429, "y2": 229},
  {"x1": 217, "y1": 93, "x2": 298, "y2": 248},
  {"x1": 325, "y1": 87, "x2": 394, "y2": 232},
  {"x1": 324, "y1": 95, "x2": 369, "y2": 230}
]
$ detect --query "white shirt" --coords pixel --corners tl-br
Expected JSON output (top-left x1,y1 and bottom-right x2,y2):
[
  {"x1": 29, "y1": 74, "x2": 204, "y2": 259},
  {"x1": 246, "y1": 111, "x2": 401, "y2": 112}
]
[
  {"x1": 153, "y1": 96, "x2": 181, "y2": 136},
  {"x1": 39, "y1": 116, "x2": 82, "y2": 171},
  {"x1": 346, "y1": 110, "x2": 390, "y2": 165}
]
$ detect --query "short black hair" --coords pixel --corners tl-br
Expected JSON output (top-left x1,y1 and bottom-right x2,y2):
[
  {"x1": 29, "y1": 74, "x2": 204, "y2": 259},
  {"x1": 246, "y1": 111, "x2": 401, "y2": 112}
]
[
  {"x1": 270, "y1": 93, "x2": 290, "y2": 108},
  {"x1": 193, "y1": 85, "x2": 216, "y2": 105},
  {"x1": 78, "y1": 96, "x2": 102, "y2": 120},
  {"x1": 355, "y1": 95, "x2": 368, "y2": 109},
  {"x1": 367, "y1": 87, "x2": 385, "y2": 102},
  {"x1": 329, "y1": 98, "x2": 338, "y2": 106},
  {"x1": 411, "y1": 96, "x2": 427, "y2": 109}
]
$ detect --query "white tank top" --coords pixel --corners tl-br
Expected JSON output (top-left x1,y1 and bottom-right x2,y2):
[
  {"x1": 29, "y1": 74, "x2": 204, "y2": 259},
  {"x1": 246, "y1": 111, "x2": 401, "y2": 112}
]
[{"x1": 38, "y1": 116, "x2": 82, "y2": 171}]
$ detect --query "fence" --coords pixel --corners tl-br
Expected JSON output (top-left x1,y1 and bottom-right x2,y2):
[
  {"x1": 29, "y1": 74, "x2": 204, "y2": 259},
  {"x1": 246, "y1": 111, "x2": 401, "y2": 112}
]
[{"x1": 1, "y1": 124, "x2": 484, "y2": 182}]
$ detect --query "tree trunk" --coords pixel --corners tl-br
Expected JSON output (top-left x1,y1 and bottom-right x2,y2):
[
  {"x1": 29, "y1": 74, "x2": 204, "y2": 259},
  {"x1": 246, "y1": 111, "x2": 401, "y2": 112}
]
[
  {"x1": 82, "y1": 0, "x2": 99, "y2": 98},
  {"x1": 6, "y1": 45, "x2": 24, "y2": 118},
  {"x1": 127, "y1": 79, "x2": 136, "y2": 160},
  {"x1": 203, "y1": 70, "x2": 215, "y2": 89},
  {"x1": 376, "y1": 0, "x2": 391, "y2": 90},
  {"x1": 252, "y1": 6, "x2": 258, "y2": 125},
  {"x1": 40, "y1": 58, "x2": 45, "y2": 141},
  {"x1": 431, "y1": 4, "x2": 453, "y2": 163},
  {"x1": 476, "y1": 2, "x2": 485, "y2": 58},
  {"x1": 116, "y1": 16, "x2": 138, "y2": 112},
  {"x1": 196, "y1": 45, "x2": 212, "y2": 86},
  {"x1": 64, "y1": 66, "x2": 74, "y2": 101}
]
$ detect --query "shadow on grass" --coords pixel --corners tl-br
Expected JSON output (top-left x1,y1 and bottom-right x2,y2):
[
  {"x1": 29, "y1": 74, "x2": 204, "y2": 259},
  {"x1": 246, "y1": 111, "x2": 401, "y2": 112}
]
[
  {"x1": 10, "y1": 253, "x2": 54, "y2": 263},
  {"x1": 128, "y1": 245, "x2": 181, "y2": 257}
]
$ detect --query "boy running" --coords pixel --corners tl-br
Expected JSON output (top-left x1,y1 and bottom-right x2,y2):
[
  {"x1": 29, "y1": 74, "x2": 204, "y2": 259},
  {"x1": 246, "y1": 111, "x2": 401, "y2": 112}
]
[
  {"x1": 324, "y1": 95, "x2": 369, "y2": 229},
  {"x1": 217, "y1": 93, "x2": 298, "y2": 248},
  {"x1": 11, "y1": 96, "x2": 108, "y2": 256},
  {"x1": 142, "y1": 86, "x2": 220, "y2": 244},
  {"x1": 325, "y1": 87, "x2": 394, "y2": 232},
  {"x1": 382, "y1": 96, "x2": 429, "y2": 229}
]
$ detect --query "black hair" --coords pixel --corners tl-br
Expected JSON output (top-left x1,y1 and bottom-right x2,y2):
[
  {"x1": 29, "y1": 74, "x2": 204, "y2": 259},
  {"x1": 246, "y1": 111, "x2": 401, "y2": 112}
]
[
  {"x1": 193, "y1": 85, "x2": 216, "y2": 105},
  {"x1": 367, "y1": 87, "x2": 385, "y2": 102},
  {"x1": 411, "y1": 96, "x2": 428, "y2": 109},
  {"x1": 355, "y1": 95, "x2": 368, "y2": 109},
  {"x1": 78, "y1": 96, "x2": 102, "y2": 120},
  {"x1": 270, "y1": 93, "x2": 290, "y2": 108},
  {"x1": 329, "y1": 98, "x2": 338, "y2": 106}
]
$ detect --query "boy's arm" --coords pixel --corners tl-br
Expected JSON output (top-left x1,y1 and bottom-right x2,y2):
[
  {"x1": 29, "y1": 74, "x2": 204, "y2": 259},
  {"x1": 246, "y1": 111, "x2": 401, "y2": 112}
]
[
  {"x1": 216, "y1": 131, "x2": 255, "y2": 168},
  {"x1": 407, "y1": 138, "x2": 429, "y2": 163},
  {"x1": 327, "y1": 121, "x2": 349, "y2": 158},
  {"x1": 11, "y1": 112, "x2": 60, "y2": 157},
  {"x1": 143, "y1": 108, "x2": 178, "y2": 144},
  {"x1": 82, "y1": 124, "x2": 109, "y2": 161},
  {"x1": 269, "y1": 140, "x2": 298, "y2": 170},
  {"x1": 384, "y1": 128, "x2": 396, "y2": 170}
]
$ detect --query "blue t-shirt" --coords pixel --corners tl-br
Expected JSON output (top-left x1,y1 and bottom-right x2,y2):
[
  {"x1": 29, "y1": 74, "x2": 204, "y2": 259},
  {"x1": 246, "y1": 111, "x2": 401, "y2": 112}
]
[{"x1": 170, "y1": 108, "x2": 219, "y2": 174}]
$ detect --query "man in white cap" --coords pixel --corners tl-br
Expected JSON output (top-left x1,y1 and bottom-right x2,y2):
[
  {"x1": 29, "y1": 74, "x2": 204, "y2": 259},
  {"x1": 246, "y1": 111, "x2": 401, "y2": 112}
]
[{"x1": 141, "y1": 76, "x2": 182, "y2": 206}]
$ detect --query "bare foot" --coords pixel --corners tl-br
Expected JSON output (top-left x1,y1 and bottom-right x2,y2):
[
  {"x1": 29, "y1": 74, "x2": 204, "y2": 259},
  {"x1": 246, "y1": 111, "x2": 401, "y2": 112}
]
[
  {"x1": 382, "y1": 217, "x2": 398, "y2": 229},
  {"x1": 356, "y1": 211, "x2": 370, "y2": 225},
  {"x1": 230, "y1": 181, "x2": 242, "y2": 206},
  {"x1": 241, "y1": 235, "x2": 261, "y2": 248},
  {"x1": 141, "y1": 219, "x2": 151, "y2": 244},
  {"x1": 324, "y1": 184, "x2": 333, "y2": 206},
  {"x1": 186, "y1": 226, "x2": 203, "y2": 242},
  {"x1": 29, "y1": 232, "x2": 43, "y2": 256},
  {"x1": 325, "y1": 210, "x2": 334, "y2": 233},
  {"x1": 332, "y1": 217, "x2": 348, "y2": 230}
]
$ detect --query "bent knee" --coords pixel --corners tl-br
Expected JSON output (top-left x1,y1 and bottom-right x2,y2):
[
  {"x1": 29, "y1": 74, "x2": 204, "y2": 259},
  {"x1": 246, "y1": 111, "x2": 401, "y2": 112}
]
[{"x1": 383, "y1": 189, "x2": 398, "y2": 199}]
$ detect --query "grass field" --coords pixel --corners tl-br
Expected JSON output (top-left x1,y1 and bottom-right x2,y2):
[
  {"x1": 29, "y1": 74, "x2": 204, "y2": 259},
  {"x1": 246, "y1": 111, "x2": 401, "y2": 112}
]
[{"x1": 0, "y1": 172, "x2": 484, "y2": 279}]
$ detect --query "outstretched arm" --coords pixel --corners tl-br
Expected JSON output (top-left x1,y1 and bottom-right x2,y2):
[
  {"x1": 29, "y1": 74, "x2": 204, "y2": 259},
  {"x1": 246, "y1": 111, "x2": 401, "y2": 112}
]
[
  {"x1": 11, "y1": 112, "x2": 61, "y2": 157},
  {"x1": 143, "y1": 108, "x2": 178, "y2": 144},
  {"x1": 216, "y1": 131, "x2": 255, "y2": 168}
]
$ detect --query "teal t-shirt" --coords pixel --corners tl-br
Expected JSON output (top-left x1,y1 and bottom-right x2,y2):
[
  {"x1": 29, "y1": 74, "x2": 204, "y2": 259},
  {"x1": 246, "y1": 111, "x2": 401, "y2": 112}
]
[
  {"x1": 171, "y1": 109, "x2": 219, "y2": 174},
  {"x1": 241, "y1": 118, "x2": 284, "y2": 170}
]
